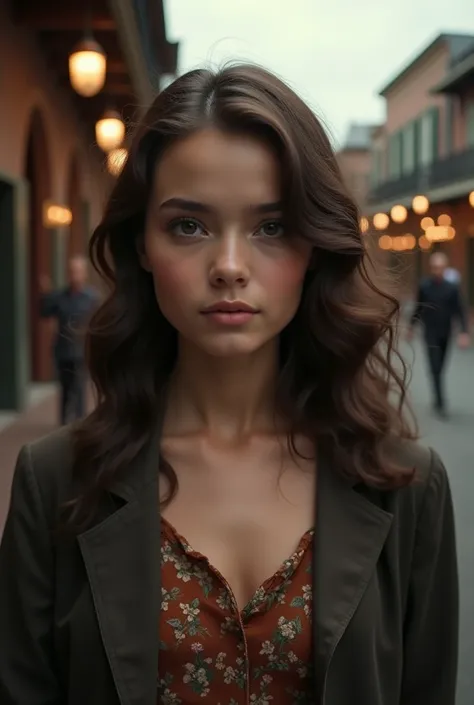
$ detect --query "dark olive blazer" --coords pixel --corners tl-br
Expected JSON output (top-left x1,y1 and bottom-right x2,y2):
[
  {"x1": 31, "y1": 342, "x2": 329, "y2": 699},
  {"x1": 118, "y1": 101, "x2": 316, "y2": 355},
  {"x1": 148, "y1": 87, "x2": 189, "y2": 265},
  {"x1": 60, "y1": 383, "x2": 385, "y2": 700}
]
[{"x1": 0, "y1": 426, "x2": 458, "y2": 705}]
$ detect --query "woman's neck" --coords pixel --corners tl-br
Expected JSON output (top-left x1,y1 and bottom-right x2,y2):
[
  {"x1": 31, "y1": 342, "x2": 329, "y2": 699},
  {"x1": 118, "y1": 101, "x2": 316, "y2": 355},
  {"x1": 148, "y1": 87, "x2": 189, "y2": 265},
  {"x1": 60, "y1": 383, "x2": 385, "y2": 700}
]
[{"x1": 164, "y1": 340, "x2": 280, "y2": 441}]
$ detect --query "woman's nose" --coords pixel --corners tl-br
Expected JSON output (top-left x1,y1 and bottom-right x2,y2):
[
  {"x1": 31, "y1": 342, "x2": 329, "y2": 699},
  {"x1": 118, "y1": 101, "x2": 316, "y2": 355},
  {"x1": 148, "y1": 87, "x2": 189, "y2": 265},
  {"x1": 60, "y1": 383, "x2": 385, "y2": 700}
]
[{"x1": 209, "y1": 236, "x2": 250, "y2": 288}]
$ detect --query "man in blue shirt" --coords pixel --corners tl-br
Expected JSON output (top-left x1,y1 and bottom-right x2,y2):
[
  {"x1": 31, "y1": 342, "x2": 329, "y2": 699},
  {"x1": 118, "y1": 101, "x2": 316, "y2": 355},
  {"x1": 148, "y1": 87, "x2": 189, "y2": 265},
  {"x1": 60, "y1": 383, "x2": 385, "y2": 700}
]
[
  {"x1": 40, "y1": 257, "x2": 100, "y2": 424},
  {"x1": 408, "y1": 252, "x2": 470, "y2": 417}
]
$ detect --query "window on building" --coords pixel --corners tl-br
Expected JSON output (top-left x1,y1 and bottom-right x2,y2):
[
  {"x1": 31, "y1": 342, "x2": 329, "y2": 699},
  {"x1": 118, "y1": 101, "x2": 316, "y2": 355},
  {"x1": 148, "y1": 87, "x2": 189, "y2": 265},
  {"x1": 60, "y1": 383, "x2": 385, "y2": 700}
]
[
  {"x1": 445, "y1": 97, "x2": 454, "y2": 155},
  {"x1": 466, "y1": 100, "x2": 474, "y2": 148},
  {"x1": 402, "y1": 122, "x2": 416, "y2": 174},
  {"x1": 418, "y1": 107, "x2": 439, "y2": 166},
  {"x1": 388, "y1": 132, "x2": 402, "y2": 179},
  {"x1": 370, "y1": 149, "x2": 384, "y2": 186}
]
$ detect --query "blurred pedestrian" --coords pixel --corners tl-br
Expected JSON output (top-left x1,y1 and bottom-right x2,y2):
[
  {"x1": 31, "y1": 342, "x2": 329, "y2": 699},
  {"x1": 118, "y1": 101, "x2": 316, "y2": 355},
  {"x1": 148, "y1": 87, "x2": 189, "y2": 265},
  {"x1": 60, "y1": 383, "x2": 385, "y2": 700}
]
[
  {"x1": 408, "y1": 251, "x2": 470, "y2": 417},
  {"x1": 0, "y1": 65, "x2": 458, "y2": 705},
  {"x1": 444, "y1": 266, "x2": 461, "y2": 285},
  {"x1": 39, "y1": 256, "x2": 99, "y2": 424}
]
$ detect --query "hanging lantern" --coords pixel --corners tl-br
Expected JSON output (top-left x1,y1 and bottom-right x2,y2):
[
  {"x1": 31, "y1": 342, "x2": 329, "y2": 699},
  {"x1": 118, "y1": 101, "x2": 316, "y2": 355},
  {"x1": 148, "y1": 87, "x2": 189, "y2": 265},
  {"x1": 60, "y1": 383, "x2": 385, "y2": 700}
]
[
  {"x1": 107, "y1": 148, "x2": 128, "y2": 176},
  {"x1": 390, "y1": 204, "x2": 407, "y2": 223},
  {"x1": 412, "y1": 195, "x2": 429, "y2": 215},
  {"x1": 373, "y1": 212, "x2": 390, "y2": 230},
  {"x1": 469, "y1": 191, "x2": 474, "y2": 207},
  {"x1": 95, "y1": 110, "x2": 125, "y2": 152},
  {"x1": 69, "y1": 38, "x2": 106, "y2": 97}
]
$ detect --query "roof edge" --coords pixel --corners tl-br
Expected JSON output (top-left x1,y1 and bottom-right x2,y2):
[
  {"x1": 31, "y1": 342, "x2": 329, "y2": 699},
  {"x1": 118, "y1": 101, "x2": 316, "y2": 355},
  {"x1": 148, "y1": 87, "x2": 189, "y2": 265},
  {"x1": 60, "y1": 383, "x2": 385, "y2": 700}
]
[{"x1": 378, "y1": 33, "x2": 446, "y2": 98}]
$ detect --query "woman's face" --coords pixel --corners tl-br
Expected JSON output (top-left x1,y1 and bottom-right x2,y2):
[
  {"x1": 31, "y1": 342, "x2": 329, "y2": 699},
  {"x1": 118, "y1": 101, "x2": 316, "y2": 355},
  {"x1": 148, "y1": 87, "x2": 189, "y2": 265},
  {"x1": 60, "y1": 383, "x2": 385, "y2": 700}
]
[{"x1": 142, "y1": 128, "x2": 312, "y2": 358}]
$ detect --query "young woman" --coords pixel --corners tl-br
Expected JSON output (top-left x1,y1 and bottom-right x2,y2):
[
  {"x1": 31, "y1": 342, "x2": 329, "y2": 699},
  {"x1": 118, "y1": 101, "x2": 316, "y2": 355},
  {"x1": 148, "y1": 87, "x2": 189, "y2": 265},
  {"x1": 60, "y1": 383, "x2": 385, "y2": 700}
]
[{"x1": 0, "y1": 65, "x2": 458, "y2": 705}]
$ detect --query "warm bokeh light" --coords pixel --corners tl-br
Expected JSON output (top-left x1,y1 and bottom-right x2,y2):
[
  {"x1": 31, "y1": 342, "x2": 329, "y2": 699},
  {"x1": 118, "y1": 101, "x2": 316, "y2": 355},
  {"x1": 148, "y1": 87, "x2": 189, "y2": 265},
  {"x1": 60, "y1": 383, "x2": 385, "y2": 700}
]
[
  {"x1": 425, "y1": 225, "x2": 455, "y2": 243},
  {"x1": 107, "y1": 148, "x2": 128, "y2": 176},
  {"x1": 378, "y1": 234, "x2": 392, "y2": 250},
  {"x1": 418, "y1": 235, "x2": 432, "y2": 250},
  {"x1": 390, "y1": 205, "x2": 408, "y2": 223},
  {"x1": 373, "y1": 212, "x2": 390, "y2": 230},
  {"x1": 391, "y1": 236, "x2": 404, "y2": 251},
  {"x1": 437, "y1": 214, "x2": 452, "y2": 226},
  {"x1": 412, "y1": 195, "x2": 429, "y2": 215},
  {"x1": 360, "y1": 217, "x2": 369, "y2": 233},
  {"x1": 421, "y1": 217, "x2": 434, "y2": 231},
  {"x1": 69, "y1": 39, "x2": 106, "y2": 97},
  {"x1": 95, "y1": 111, "x2": 125, "y2": 152},
  {"x1": 43, "y1": 202, "x2": 73, "y2": 228},
  {"x1": 469, "y1": 191, "x2": 474, "y2": 207},
  {"x1": 390, "y1": 234, "x2": 416, "y2": 251}
]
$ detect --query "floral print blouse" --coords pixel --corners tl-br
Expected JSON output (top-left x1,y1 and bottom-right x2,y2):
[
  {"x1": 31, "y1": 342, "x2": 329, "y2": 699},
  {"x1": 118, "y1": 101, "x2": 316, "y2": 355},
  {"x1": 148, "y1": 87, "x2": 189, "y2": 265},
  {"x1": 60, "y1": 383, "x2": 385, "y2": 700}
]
[{"x1": 158, "y1": 518, "x2": 314, "y2": 704}]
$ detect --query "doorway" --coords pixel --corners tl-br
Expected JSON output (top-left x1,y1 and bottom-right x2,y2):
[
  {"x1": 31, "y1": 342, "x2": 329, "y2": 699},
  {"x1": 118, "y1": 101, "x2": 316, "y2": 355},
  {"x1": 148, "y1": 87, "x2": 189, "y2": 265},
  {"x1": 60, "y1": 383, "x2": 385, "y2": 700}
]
[
  {"x1": 24, "y1": 109, "x2": 53, "y2": 382},
  {"x1": 0, "y1": 175, "x2": 29, "y2": 411}
]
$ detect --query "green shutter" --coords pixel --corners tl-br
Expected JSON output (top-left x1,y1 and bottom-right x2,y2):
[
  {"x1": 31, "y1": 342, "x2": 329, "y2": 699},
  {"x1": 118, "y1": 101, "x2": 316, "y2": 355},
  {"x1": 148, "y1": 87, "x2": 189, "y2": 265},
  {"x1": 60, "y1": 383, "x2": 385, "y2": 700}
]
[
  {"x1": 402, "y1": 122, "x2": 416, "y2": 174},
  {"x1": 467, "y1": 101, "x2": 474, "y2": 147},
  {"x1": 413, "y1": 119, "x2": 420, "y2": 169},
  {"x1": 431, "y1": 107, "x2": 439, "y2": 161},
  {"x1": 398, "y1": 131, "x2": 404, "y2": 175},
  {"x1": 445, "y1": 98, "x2": 453, "y2": 155}
]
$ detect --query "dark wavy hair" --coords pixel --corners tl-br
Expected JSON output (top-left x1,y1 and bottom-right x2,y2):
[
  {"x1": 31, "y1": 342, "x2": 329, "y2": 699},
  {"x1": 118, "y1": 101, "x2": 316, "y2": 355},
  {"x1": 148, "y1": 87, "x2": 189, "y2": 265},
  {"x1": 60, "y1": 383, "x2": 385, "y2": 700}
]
[{"x1": 68, "y1": 64, "x2": 416, "y2": 530}]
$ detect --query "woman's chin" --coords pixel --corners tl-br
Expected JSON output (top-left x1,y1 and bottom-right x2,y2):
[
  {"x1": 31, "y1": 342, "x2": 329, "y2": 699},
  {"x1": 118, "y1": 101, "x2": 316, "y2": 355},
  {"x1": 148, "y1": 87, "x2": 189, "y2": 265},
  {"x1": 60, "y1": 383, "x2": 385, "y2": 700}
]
[{"x1": 194, "y1": 334, "x2": 270, "y2": 359}]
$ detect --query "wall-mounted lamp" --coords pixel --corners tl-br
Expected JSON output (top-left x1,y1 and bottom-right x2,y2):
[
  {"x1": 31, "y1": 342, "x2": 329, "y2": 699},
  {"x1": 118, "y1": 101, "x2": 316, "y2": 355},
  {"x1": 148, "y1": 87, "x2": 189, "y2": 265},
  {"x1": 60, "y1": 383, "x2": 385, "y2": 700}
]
[{"x1": 43, "y1": 201, "x2": 73, "y2": 228}]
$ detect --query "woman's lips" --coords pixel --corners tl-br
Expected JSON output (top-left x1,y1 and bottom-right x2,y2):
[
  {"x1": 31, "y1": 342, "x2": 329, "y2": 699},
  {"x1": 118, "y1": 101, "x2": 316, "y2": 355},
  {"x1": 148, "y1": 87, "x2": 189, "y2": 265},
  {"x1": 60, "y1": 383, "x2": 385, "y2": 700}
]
[{"x1": 201, "y1": 310, "x2": 257, "y2": 326}]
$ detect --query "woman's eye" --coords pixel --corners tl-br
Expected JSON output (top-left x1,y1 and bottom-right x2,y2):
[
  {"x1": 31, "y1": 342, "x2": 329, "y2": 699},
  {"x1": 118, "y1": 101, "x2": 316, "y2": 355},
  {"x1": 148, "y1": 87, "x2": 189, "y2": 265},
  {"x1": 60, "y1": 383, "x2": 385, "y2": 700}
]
[
  {"x1": 257, "y1": 221, "x2": 284, "y2": 239},
  {"x1": 171, "y1": 219, "x2": 204, "y2": 238}
]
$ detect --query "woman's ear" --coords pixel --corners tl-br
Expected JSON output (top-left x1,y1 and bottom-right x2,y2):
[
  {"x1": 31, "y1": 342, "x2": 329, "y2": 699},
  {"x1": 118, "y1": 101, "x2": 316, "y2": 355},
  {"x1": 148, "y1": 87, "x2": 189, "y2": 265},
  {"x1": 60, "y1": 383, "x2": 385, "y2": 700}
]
[{"x1": 136, "y1": 235, "x2": 151, "y2": 272}]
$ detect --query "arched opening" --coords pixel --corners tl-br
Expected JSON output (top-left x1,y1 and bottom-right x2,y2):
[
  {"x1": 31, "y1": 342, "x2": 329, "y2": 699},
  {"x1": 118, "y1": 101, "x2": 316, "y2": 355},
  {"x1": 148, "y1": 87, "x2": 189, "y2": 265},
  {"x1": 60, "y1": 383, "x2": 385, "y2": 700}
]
[
  {"x1": 24, "y1": 108, "x2": 54, "y2": 382},
  {"x1": 67, "y1": 154, "x2": 84, "y2": 258}
]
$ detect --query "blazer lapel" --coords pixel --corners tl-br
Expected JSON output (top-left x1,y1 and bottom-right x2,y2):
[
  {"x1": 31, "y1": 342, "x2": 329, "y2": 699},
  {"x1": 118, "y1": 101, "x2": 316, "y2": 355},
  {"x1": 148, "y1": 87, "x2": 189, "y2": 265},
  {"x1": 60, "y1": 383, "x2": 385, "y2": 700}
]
[
  {"x1": 78, "y1": 419, "x2": 163, "y2": 705},
  {"x1": 312, "y1": 449, "x2": 393, "y2": 700}
]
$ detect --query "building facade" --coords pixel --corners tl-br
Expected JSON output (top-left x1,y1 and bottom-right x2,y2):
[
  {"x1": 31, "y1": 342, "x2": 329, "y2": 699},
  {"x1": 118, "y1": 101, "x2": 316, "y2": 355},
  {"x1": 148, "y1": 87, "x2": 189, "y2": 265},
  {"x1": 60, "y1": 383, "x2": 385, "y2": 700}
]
[
  {"x1": 337, "y1": 123, "x2": 379, "y2": 210},
  {"x1": 0, "y1": 0, "x2": 177, "y2": 413},
  {"x1": 366, "y1": 33, "x2": 474, "y2": 307}
]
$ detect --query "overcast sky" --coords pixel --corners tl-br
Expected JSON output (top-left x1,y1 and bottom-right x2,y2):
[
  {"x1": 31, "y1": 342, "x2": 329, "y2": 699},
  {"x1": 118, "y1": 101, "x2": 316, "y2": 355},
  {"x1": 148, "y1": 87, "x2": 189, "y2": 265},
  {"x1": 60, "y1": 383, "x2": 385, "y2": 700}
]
[{"x1": 165, "y1": 0, "x2": 474, "y2": 148}]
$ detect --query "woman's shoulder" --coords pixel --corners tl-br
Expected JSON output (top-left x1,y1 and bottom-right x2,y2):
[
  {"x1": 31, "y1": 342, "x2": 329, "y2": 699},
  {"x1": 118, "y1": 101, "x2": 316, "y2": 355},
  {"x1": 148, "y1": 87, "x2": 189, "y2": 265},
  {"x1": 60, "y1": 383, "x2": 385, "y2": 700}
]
[
  {"x1": 379, "y1": 437, "x2": 453, "y2": 523},
  {"x1": 14, "y1": 425, "x2": 76, "y2": 506},
  {"x1": 388, "y1": 437, "x2": 447, "y2": 484},
  {"x1": 27, "y1": 424, "x2": 75, "y2": 468}
]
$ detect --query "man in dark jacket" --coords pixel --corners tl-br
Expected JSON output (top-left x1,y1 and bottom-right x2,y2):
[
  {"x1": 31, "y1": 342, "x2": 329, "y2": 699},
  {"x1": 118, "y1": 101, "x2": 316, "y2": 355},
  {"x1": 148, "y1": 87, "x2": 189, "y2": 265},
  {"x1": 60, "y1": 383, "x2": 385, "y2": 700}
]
[
  {"x1": 40, "y1": 256, "x2": 99, "y2": 424},
  {"x1": 408, "y1": 252, "x2": 470, "y2": 416}
]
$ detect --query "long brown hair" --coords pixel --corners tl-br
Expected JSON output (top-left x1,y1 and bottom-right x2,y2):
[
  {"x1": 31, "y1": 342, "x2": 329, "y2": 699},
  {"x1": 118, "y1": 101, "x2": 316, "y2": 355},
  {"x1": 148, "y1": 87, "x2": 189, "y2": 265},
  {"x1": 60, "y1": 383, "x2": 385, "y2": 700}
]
[{"x1": 69, "y1": 64, "x2": 416, "y2": 530}]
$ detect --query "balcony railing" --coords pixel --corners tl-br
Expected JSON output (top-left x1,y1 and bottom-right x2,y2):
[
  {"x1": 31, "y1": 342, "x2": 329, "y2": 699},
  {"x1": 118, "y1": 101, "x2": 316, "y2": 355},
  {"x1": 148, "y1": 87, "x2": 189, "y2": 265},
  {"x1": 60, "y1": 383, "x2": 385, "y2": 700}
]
[
  {"x1": 430, "y1": 147, "x2": 474, "y2": 187},
  {"x1": 368, "y1": 147, "x2": 474, "y2": 204},
  {"x1": 368, "y1": 172, "x2": 421, "y2": 203}
]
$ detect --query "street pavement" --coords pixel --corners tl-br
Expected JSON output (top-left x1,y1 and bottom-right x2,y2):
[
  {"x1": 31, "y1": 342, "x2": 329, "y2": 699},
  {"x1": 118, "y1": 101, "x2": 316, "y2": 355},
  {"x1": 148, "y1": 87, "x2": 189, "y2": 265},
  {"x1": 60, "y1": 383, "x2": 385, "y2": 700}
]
[{"x1": 0, "y1": 340, "x2": 472, "y2": 702}]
